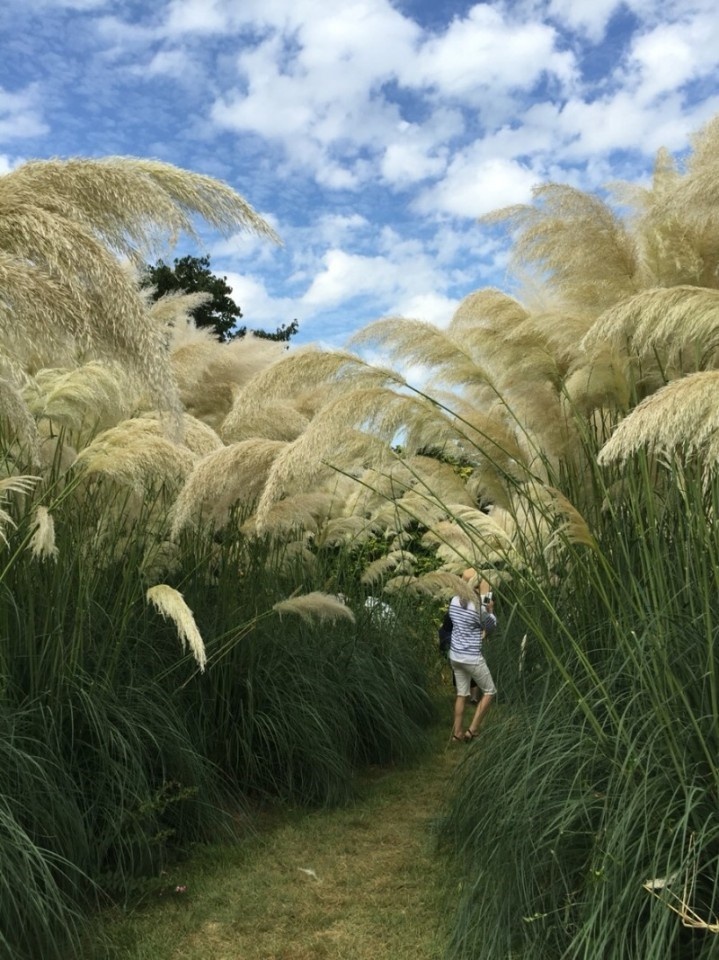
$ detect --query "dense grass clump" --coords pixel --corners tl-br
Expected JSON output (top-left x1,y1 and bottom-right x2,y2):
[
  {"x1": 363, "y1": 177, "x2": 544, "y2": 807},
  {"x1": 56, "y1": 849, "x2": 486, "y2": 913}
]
[
  {"x1": 437, "y1": 456, "x2": 719, "y2": 960},
  {"x1": 0, "y1": 461, "x2": 438, "y2": 960},
  {"x1": 0, "y1": 153, "x2": 443, "y2": 959}
]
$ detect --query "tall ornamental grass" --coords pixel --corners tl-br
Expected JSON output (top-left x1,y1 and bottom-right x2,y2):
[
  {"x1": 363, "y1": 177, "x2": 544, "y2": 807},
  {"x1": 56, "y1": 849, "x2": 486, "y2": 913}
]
[
  {"x1": 264, "y1": 115, "x2": 719, "y2": 960},
  {"x1": 0, "y1": 440, "x2": 438, "y2": 960},
  {"x1": 436, "y1": 440, "x2": 719, "y2": 960},
  {"x1": 0, "y1": 154, "x2": 440, "y2": 959}
]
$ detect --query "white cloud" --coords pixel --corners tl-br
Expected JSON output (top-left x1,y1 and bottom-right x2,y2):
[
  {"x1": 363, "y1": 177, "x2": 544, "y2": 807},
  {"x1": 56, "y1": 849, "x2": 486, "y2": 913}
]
[
  {"x1": 416, "y1": 154, "x2": 538, "y2": 219},
  {"x1": 629, "y1": 14, "x2": 719, "y2": 102},
  {"x1": 6, "y1": 0, "x2": 719, "y2": 350},
  {"x1": 222, "y1": 271, "x2": 298, "y2": 328},
  {"x1": 379, "y1": 110, "x2": 462, "y2": 186},
  {"x1": 0, "y1": 85, "x2": 47, "y2": 143},
  {"x1": 95, "y1": 14, "x2": 157, "y2": 49},
  {"x1": 391, "y1": 291, "x2": 458, "y2": 327},
  {"x1": 210, "y1": 223, "x2": 280, "y2": 264},
  {"x1": 195, "y1": 0, "x2": 585, "y2": 202},
  {"x1": 547, "y1": 0, "x2": 623, "y2": 42},
  {"x1": 402, "y1": 4, "x2": 576, "y2": 98},
  {"x1": 557, "y1": 91, "x2": 719, "y2": 158},
  {"x1": 143, "y1": 49, "x2": 195, "y2": 78},
  {"x1": 164, "y1": 0, "x2": 229, "y2": 35},
  {"x1": 302, "y1": 249, "x2": 399, "y2": 309},
  {"x1": 543, "y1": 0, "x2": 701, "y2": 43},
  {"x1": 314, "y1": 213, "x2": 369, "y2": 245},
  {"x1": 381, "y1": 140, "x2": 447, "y2": 185},
  {"x1": 210, "y1": 6, "x2": 415, "y2": 165},
  {"x1": 20, "y1": 0, "x2": 108, "y2": 7},
  {"x1": 220, "y1": 222, "x2": 472, "y2": 343},
  {"x1": 208, "y1": 1, "x2": 578, "y2": 193}
]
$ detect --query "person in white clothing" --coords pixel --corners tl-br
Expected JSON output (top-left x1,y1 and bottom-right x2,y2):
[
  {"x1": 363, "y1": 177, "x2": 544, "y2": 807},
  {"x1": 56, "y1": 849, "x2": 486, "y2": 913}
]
[{"x1": 449, "y1": 568, "x2": 497, "y2": 743}]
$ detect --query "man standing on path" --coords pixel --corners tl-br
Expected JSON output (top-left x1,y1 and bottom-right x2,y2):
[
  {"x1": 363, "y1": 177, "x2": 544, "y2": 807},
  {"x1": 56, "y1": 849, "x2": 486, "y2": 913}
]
[{"x1": 448, "y1": 568, "x2": 497, "y2": 742}]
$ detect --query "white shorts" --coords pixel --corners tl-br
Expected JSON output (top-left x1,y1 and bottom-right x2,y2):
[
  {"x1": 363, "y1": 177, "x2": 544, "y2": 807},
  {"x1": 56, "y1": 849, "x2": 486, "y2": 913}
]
[{"x1": 450, "y1": 657, "x2": 496, "y2": 697}]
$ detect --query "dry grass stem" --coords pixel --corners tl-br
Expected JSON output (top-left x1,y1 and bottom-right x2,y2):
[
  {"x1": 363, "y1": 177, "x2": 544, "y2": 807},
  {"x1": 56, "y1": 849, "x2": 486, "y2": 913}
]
[
  {"x1": 233, "y1": 348, "x2": 396, "y2": 412},
  {"x1": 350, "y1": 316, "x2": 490, "y2": 386},
  {"x1": 484, "y1": 182, "x2": 639, "y2": 314},
  {"x1": 361, "y1": 550, "x2": 416, "y2": 586},
  {"x1": 315, "y1": 514, "x2": 380, "y2": 548},
  {"x1": 583, "y1": 286, "x2": 719, "y2": 369},
  {"x1": 255, "y1": 424, "x2": 390, "y2": 531},
  {"x1": 0, "y1": 375, "x2": 40, "y2": 463},
  {"x1": 0, "y1": 156, "x2": 279, "y2": 418},
  {"x1": 171, "y1": 324, "x2": 285, "y2": 429}
]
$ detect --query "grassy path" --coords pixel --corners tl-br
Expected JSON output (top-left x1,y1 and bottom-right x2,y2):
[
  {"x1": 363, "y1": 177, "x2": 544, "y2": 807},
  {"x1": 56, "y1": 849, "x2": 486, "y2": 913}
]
[{"x1": 94, "y1": 721, "x2": 462, "y2": 960}]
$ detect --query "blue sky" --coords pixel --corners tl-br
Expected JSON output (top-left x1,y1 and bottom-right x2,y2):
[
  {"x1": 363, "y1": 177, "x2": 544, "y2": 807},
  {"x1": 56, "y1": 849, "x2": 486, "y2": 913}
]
[{"x1": 2, "y1": 0, "x2": 719, "y2": 346}]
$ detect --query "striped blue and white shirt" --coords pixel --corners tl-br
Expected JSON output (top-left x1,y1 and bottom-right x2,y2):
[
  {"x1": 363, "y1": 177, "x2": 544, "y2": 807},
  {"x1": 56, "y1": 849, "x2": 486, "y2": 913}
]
[{"x1": 448, "y1": 596, "x2": 497, "y2": 664}]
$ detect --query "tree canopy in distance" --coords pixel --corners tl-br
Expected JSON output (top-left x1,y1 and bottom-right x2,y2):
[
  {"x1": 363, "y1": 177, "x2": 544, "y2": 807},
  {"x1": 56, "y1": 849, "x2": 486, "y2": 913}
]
[{"x1": 142, "y1": 254, "x2": 298, "y2": 344}]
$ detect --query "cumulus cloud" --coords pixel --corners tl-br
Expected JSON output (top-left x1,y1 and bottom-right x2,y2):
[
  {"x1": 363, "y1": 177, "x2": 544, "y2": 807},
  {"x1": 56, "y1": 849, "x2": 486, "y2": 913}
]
[
  {"x1": 380, "y1": 139, "x2": 444, "y2": 185},
  {"x1": 207, "y1": 0, "x2": 577, "y2": 192},
  {"x1": 20, "y1": 0, "x2": 108, "y2": 7},
  {"x1": 628, "y1": 13, "x2": 719, "y2": 102},
  {"x1": 142, "y1": 48, "x2": 196, "y2": 79},
  {"x1": 222, "y1": 271, "x2": 298, "y2": 330},
  {"x1": 313, "y1": 213, "x2": 370, "y2": 245},
  {"x1": 210, "y1": 222, "x2": 282, "y2": 263},
  {"x1": 392, "y1": 291, "x2": 459, "y2": 327},
  {"x1": 302, "y1": 250, "x2": 399, "y2": 309},
  {"x1": 416, "y1": 154, "x2": 539, "y2": 219},
  {"x1": 3, "y1": 0, "x2": 719, "y2": 348},
  {"x1": 546, "y1": 0, "x2": 623, "y2": 42},
  {"x1": 557, "y1": 91, "x2": 719, "y2": 158},
  {"x1": 230, "y1": 219, "x2": 499, "y2": 342},
  {"x1": 402, "y1": 4, "x2": 576, "y2": 97},
  {"x1": 209, "y1": 3, "x2": 418, "y2": 186},
  {"x1": 163, "y1": 0, "x2": 229, "y2": 35},
  {"x1": 0, "y1": 84, "x2": 47, "y2": 143}
]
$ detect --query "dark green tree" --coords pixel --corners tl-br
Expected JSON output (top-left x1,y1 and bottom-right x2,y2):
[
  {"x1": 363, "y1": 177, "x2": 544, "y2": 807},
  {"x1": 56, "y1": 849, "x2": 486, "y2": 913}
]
[
  {"x1": 142, "y1": 255, "x2": 298, "y2": 344},
  {"x1": 249, "y1": 318, "x2": 299, "y2": 343}
]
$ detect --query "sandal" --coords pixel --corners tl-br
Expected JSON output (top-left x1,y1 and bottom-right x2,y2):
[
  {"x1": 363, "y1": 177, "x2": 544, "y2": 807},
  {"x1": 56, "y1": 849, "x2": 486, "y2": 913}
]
[
  {"x1": 464, "y1": 729, "x2": 477, "y2": 741},
  {"x1": 451, "y1": 734, "x2": 464, "y2": 743}
]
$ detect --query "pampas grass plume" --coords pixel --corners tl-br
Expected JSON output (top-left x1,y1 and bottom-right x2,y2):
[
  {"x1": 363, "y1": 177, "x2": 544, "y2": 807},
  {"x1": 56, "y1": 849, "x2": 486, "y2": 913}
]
[
  {"x1": 170, "y1": 438, "x2": 287, "y2": 537},
  {"x1": 272, "y1": 592, "x2": 356, "y2": 624},
  {"x1": 0, "y1": 475, "x2": 39, "y2": 546},
  {"x1": 146, "y1": 584, "x2": 207, "y2": 672},
  {"x1": 28, "y1": 506, "x2": 58, "y2": 561},
  {"x1": 598, "y1": 371, "x2": 719, "y2": 467}
]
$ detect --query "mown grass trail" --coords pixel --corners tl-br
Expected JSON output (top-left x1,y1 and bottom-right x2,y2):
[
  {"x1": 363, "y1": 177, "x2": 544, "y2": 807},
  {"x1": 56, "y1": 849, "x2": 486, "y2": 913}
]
[{"x1": 93, "y1": 719, "x2": 465, "y2": 960}]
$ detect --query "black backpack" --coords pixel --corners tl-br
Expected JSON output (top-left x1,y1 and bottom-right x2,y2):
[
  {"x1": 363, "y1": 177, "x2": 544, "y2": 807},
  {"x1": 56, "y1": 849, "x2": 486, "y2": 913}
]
[{"x1": 438, "y1": 607, "x2": 452, "y2": 655}]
